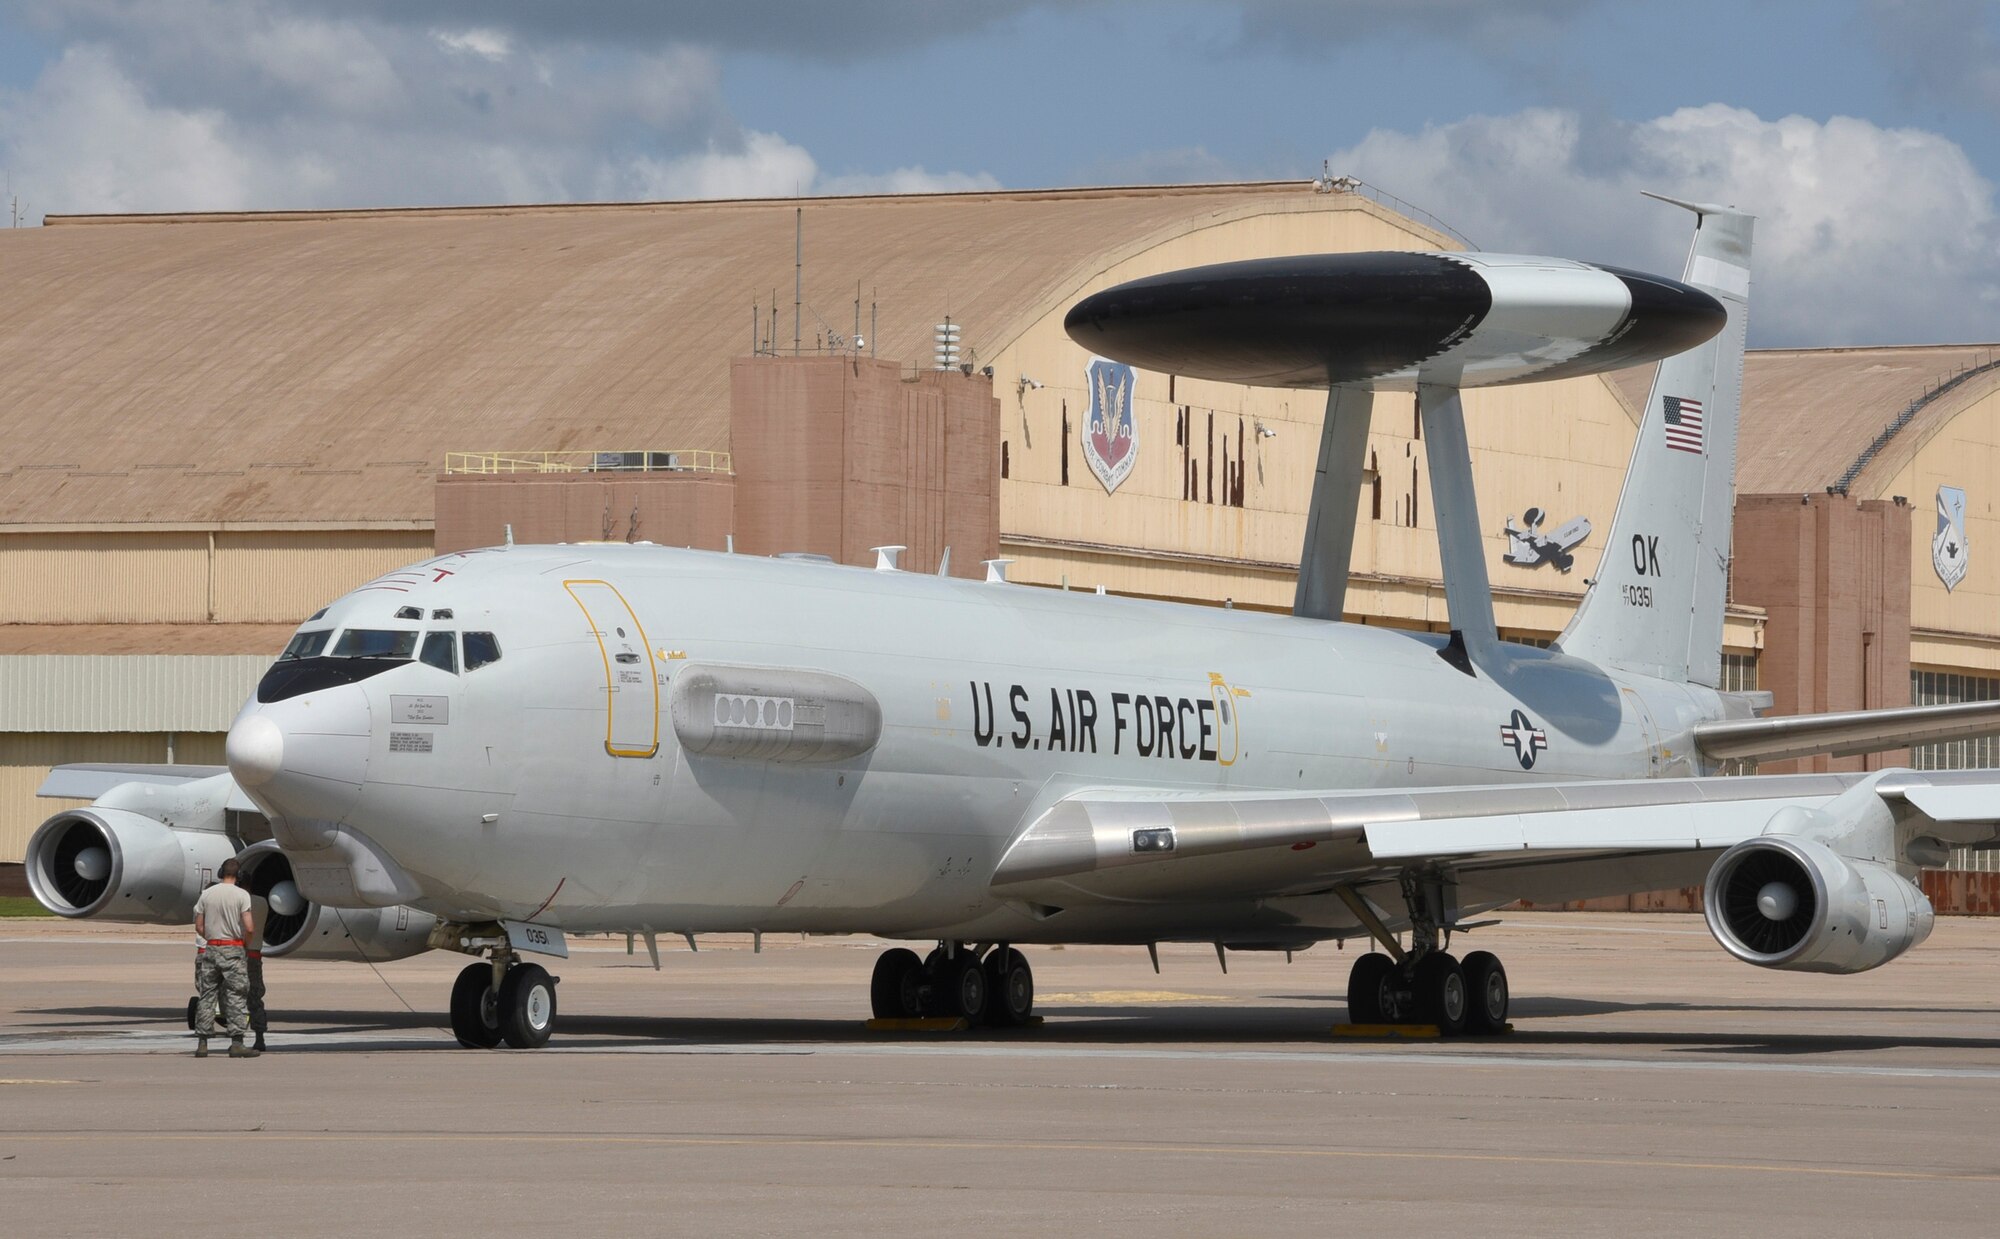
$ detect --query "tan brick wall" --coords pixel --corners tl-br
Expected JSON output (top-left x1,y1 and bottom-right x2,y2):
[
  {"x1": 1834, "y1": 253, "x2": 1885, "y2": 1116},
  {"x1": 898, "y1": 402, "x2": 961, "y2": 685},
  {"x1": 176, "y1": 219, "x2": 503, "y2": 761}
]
[
  {"x1": 434, "y1": 472, "x2": 734, "y2": 554},
  {"x1": 731, "y1": 356, "x2": 999, "y2": 574},
  {"x1": 1732, "y1": 493, "x2": 1913, "y2": 773}
]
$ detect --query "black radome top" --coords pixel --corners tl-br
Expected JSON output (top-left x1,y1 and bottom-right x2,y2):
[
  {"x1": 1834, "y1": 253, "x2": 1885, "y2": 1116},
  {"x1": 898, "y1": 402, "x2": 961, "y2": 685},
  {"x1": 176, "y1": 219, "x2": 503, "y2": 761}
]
[{"x1": 1062, "y1": 252, "x2": 1726, "y2": 390}]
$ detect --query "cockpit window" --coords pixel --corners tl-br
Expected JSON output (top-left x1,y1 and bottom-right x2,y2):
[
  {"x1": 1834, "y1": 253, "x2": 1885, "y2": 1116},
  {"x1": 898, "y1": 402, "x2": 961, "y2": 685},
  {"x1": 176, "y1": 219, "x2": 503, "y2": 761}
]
[
  {"x1": 278, "y1": 629, "x2": 332, "y2": 661},
  {"x1": 463, "y1": 632, "x2": 502, "y2": 671},
  {"x1": 395, "y1": 606, "x2": 423, "y2": 620},
  {"x1": 331, "y1": 629, "x2": 419, "y2": 660},
  {"x1": 420, "y1": 631, "x2": 458, "y2": 674}
]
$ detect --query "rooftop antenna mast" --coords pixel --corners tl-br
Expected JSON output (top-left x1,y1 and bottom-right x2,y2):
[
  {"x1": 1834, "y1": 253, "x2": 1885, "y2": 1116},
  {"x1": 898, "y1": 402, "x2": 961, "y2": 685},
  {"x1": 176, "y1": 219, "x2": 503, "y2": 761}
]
[{"x1": 793, "y1": 207, "x2": 803, "y2": 356}]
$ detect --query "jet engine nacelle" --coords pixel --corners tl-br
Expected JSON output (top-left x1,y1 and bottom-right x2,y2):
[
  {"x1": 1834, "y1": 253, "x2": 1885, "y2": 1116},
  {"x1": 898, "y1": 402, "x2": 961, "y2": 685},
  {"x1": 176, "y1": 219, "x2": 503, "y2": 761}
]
[
  {"x1": 1703, "y1": 835, "x2": 1934, "y2": 974},
  {"x1": 25, "y1": 808, "x2": 239, "y2": 923},
  {"x1": 234, "y1": 842, "x2": 435, "y2": 962}
]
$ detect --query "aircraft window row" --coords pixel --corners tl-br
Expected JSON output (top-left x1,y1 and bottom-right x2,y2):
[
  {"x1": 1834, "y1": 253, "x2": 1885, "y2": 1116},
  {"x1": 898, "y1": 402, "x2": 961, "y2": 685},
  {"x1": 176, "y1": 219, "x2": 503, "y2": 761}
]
[
  {"x1": 269, "y1": 627, "x2": 500, "y2": 675},
  {"x1": 279, "y1": 629, "x2": 332, "y2": 661},
  {"x1": 332, "y1": 629, "x2": 421, "y2": 660}
]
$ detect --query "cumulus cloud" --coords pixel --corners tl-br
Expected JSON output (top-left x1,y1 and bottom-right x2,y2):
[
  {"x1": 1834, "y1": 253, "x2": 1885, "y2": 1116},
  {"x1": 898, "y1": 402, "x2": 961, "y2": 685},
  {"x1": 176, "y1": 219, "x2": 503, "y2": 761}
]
[
  {"x1": 0, "y1": 47, "x2": 261, "y2": 212},
  {"x1": 1330, "y1": 104, "x2": 2000, "y2": 346},
  {"x1": 0, "y1": 0, "x2": 994, "y2": 214}
]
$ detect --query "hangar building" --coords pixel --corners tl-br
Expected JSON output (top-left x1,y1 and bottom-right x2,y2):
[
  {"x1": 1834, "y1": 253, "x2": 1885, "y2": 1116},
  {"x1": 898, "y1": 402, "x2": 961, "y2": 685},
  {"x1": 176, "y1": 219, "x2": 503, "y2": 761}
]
[{"x1": 1, "y1": 181, "x2": 1997, "y2": 904}]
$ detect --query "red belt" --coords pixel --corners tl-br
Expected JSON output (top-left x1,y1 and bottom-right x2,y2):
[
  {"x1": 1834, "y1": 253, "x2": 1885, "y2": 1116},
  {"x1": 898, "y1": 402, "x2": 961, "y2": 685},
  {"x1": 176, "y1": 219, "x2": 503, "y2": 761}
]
[{"x1": 206, "y1": 939, "x2": 244, "y2": 947}]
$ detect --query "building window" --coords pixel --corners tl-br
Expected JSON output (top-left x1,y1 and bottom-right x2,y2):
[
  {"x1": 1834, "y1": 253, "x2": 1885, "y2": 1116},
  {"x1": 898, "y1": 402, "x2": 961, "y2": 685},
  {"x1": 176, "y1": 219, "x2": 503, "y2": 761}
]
[
  {"x1": 1501, "y1": 634, "x2": 1552, "y2": 648},
  {"x1": 1911, "y1": 669, "x2": 2000, "y2": 771},
  {"x1": 1719, "y1": 652, "x2": 1759, "y2": 694},
  {"x1": 1060, "y1": 402, "x2": 1070, "y2": 486},
  {"x1": 1714, "y1": 652, "x2": 1760, "y2": 775},
  {"x1": 1911, "y1": 668, "x2": 2000, "y2": 872}
]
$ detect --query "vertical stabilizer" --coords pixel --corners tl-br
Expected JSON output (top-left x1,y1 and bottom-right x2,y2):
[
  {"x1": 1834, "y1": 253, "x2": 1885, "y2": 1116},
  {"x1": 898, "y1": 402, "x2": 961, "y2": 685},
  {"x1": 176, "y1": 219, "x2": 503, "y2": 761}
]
[{"x1": 1557, "y1": 199, "x2": 1753, "y2": 687}]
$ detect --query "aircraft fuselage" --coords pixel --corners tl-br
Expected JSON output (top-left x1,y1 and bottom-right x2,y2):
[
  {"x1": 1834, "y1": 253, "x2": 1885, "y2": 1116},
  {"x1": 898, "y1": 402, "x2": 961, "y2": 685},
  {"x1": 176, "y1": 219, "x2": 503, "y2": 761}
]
[{"x1": 229, "y1": 544, "x2": 1729, "y2": 943}]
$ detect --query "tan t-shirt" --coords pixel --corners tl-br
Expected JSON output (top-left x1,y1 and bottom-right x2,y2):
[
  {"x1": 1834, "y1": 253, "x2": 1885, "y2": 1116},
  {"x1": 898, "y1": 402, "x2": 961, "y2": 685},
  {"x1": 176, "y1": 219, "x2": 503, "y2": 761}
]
[{"x1": 194, "y1": 882, "x2": 253, "y2": 942}]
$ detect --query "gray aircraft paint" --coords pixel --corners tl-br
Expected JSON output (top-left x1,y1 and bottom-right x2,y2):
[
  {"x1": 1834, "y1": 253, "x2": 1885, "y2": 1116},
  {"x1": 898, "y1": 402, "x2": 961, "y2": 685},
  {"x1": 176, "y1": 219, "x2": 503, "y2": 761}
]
[
  {"x1": 229, "y1": 536, "x2": 1728, "y2": 943},
  {"x1": 1558, "y1": 203, "x2": 1753, "y2": 688},
  {"x1": 220, "y1": 207, "x2": 1770, "y2": 948}
]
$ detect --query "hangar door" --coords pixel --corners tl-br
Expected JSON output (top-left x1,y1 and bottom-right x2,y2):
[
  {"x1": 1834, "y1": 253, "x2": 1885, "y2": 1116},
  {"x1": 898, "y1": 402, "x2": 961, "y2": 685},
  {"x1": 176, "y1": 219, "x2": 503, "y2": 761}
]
[{"x1": 564, "y1": 579, "x2": 660, "y2": 758}]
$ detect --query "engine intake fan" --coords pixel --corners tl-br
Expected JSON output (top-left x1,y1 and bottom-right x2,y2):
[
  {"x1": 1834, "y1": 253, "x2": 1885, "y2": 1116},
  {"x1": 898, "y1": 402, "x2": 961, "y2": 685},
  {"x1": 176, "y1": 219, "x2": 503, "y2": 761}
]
[
  {"x1": 26, "y1": 809, "x2": 236, "y2": 922},
  {"x1": 1703, "y1": 835, "x2": 1933, "y2": 974},
  {"x1": 233, "y1": 841, "x2": 435, "y2": 961}
]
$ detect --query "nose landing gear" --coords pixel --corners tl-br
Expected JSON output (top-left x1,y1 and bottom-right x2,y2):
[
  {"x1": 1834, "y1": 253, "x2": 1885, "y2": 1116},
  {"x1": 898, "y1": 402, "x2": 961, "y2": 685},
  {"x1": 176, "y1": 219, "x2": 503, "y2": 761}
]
[{"x1": 870, "y1": 942, "x2": 1035, "y2": 1028}]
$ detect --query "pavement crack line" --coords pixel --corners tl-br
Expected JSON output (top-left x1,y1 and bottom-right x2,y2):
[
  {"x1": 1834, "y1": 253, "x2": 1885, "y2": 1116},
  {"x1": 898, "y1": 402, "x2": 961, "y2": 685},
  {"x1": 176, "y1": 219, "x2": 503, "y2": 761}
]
[{"x1": 4, "y1": 1129, "x2": 1996, "y2": 1183}]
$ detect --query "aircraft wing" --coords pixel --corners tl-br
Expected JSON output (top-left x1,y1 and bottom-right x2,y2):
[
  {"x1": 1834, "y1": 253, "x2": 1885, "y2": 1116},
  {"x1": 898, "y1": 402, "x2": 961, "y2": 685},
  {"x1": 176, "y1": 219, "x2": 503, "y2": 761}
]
[
  {"x1": 1692, "y1": 699, "x2": 2000, "y2": 764},
  {"x1": 36, "y1": 763, "x2": 260, "y2": 813},
  {"x1": 989, "y1": 770, "x2": 2000, "y2": 909}
]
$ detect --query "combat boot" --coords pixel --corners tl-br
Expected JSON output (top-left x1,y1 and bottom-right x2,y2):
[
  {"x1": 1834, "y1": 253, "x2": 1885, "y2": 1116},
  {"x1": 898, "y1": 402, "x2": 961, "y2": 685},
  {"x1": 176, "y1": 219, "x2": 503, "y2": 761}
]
[
  {"x1": 254, "y1": 1032, "x2": 267, "y2": 1052},
  {"x1": 194, "y1": 1038, "x2": 209, "y2": 1058},
  {"x1": 228, "y1": 1040, "x2": 259, "y2": 1059}
]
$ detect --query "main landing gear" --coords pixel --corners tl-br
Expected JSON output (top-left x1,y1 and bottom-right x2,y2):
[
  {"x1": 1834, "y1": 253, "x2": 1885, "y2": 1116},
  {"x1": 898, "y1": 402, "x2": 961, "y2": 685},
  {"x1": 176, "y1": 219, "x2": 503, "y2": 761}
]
[
  {"x1": 436, "y1": 924, "x2": 560, "y2": 1049},
  {"x1": 869, "y1": 942, "x2": 1035, "y2": 1027},
  {"x1": 450, "y1": 959, "x2": 558, "y2": 1049},
  {"x1": 1341, "y1": 869, "x2": 1510, "y2": 1036}
]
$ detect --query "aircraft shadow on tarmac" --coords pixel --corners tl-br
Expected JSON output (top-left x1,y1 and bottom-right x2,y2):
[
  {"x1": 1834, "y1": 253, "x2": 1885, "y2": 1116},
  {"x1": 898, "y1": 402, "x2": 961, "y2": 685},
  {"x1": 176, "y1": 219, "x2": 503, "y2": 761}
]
[{"x1": 23, "y1": 1000, "x2": 2000, "y2": 1057}]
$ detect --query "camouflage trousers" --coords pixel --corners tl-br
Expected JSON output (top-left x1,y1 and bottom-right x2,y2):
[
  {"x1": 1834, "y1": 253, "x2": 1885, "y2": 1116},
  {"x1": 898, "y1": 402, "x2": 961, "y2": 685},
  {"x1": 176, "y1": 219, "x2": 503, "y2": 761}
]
[
  {"x1": 247, "y1": 953, "x2": 266, "y2": 1035},
  {"x1": 196, "y1": 945, "x2": 250, "y2": 1041}
]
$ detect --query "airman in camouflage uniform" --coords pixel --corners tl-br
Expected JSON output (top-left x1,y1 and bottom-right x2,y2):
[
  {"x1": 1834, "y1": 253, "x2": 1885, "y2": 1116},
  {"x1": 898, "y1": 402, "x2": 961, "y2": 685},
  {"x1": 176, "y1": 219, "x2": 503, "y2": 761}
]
[{"x1": 192, "y1": 858, "x2": 258, "y2": 1058}]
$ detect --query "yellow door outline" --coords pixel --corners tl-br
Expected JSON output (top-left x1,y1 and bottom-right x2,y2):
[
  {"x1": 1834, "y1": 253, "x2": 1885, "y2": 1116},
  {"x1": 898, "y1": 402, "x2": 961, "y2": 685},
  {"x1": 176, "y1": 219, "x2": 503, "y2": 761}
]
[
  {"x1": 564, "y1": 579, "x2": 660, "y2": 758},
  {"x1": 1207, "y1": 672, "x2": 1249, "y2": 767}
]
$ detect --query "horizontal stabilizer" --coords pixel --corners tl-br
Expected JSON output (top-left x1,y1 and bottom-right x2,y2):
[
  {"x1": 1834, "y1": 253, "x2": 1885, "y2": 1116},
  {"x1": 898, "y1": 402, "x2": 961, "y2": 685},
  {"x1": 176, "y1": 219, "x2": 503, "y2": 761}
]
[{"x1": 1693, "y1": 700, "x2": 2000, "y2": 764}]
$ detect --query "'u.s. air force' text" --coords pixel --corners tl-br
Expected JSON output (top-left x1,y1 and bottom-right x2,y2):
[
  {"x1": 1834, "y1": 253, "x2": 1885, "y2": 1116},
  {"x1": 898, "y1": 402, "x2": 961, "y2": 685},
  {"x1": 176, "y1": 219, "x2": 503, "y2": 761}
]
[{"x1": 968, "y1": 681, "x2": 1225, "y2": 761}]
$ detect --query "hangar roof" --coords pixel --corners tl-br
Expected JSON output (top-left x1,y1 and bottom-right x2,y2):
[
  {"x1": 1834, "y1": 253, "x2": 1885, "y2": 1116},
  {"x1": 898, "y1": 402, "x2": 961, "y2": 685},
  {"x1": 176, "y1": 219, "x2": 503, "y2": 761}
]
[
  {"x1": 0, "y1": 623, "x2": 293, "y2": 656},
  {"x1": 0, "y1": 182, "x2": 1438, "y2": 527},
  {"x1": 1612, "y1": 344, "x2": 2000, "y2": 496}
]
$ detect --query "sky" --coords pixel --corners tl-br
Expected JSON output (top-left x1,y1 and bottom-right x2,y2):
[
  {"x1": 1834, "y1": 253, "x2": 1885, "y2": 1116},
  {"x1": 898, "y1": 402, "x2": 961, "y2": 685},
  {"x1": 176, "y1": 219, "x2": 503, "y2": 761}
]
[{"x1": 0, "y1": 0, "x2": 1995, "y2": 347}]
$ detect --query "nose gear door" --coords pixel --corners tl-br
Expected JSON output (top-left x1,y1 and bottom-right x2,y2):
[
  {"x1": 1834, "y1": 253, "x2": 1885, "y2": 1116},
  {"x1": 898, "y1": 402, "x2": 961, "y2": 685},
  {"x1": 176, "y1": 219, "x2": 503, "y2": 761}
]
[{"x1": 563, "y1": 579, "x2": 660, "y2": 758}]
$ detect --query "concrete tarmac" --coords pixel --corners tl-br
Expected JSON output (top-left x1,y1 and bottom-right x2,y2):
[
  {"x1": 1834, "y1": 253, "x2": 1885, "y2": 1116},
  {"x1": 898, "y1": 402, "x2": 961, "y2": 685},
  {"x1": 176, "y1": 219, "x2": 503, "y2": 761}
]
[{"x1": 5, "y1": 912, "x2": 2000, "y2": 1236}]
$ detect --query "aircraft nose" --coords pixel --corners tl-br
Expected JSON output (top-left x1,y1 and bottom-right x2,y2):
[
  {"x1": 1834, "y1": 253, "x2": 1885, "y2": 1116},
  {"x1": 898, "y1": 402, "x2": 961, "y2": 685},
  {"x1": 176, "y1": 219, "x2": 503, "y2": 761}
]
[
  {"x1": 226, "y1": 713, "x2": 286, "y2": 787},
  {"x1": 223, "y1": 689, "x2": 372, "y2": 839}
]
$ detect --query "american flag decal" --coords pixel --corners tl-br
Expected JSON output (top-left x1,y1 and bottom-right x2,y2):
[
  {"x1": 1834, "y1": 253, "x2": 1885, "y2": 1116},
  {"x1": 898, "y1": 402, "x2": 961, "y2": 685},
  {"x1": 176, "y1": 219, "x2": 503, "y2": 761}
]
[{"x1": 1662, "y1": 395, "x2": 1705, "y2": 455}]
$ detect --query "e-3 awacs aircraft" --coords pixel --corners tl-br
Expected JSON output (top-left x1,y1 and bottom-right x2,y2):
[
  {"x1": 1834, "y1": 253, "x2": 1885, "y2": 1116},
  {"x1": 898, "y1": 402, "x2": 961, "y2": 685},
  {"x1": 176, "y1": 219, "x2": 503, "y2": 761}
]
[{"x1": 28, "y1": 197, "x2": 2000, "y2": 1049}]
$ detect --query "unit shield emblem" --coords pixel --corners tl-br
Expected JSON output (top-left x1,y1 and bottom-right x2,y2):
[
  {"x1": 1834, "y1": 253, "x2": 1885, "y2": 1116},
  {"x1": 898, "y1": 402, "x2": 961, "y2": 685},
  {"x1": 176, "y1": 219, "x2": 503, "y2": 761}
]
[
  {"x1": 1935, "y1": 485, "x2": 1970, "y2": 593},
  {"x1": 1083, "y1": 356, "x2": 1138, "y2": 494}
]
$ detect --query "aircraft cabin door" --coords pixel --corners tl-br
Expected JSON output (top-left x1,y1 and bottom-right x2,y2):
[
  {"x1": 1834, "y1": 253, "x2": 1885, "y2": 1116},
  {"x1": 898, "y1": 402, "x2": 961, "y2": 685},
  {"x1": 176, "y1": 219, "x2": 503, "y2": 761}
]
[
  {"x1": 564, "y1": 579, "x2": 660, "y2": 758},
  {"x1": 1208, "y1": 672, "x2": 1243, "y2": 767}
]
